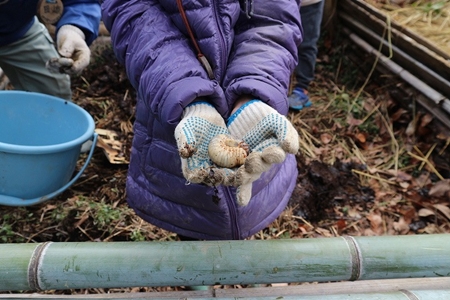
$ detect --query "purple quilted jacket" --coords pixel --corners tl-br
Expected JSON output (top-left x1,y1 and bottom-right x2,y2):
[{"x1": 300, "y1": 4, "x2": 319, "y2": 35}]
[{"x1": 101, "y1": 0, "x2": 302, "y2": 240}]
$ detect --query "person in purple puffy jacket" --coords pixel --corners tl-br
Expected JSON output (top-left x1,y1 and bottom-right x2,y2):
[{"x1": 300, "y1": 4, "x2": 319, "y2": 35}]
[{"x1": 101, "y1": 0, "x2": 303, "y2": 240}]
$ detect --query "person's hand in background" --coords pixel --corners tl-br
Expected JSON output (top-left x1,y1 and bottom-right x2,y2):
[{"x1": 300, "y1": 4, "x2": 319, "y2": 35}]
[{"x1": 46, "y1": 25, "x2": 90, "y2": 75}]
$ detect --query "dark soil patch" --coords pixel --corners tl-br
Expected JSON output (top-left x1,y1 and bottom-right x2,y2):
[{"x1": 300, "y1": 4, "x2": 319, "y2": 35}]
[{"x1": 289, "y1": 158, "x2": 375, "y2": 222}]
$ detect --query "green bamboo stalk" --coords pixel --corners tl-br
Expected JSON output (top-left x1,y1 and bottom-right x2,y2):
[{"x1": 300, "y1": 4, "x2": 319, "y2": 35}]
[
  {"x1": 0, "y1": 234, "x2": 449, "y2": 292},
  {"x1": 0, "y1": 243, "x2": 37, "y2": 291}
]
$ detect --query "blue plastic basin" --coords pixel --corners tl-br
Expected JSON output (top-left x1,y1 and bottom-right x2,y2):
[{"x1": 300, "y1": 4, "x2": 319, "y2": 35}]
[{"x1": 0, "y1": 91, "x2": 97, "y2": 206}]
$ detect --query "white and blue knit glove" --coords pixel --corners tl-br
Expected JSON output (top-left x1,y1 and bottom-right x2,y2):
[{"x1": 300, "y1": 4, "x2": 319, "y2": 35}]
[
  {"x1": 175, "y1": 102, "x2": 234, "y2": 186},
  {"x1": 46, "y1": 25, "x2": 90, "y2": 75},
  {"x1": 228, "y1": 100, "x2": 299, "y2": 205}
]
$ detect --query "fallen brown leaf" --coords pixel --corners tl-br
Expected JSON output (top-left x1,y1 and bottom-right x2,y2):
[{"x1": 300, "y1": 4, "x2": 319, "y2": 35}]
[
  {"x1": 320, "y1": 133, "x2": 333, "y2": 144},
  {"x1": 347, "y1": 114, "x2": 364, "y2": 127},
  {"x1": 367, "y1": 212, "x2": 384, "y2": 235},
  {"x1": 433, "y1": 204, "x2": 450, "y2": 220},
  {"x1": 418, "y1": 208, "x2": 435, "y2": 218},
  {"x1": 401, "y1": 207, "x2": 416, "y2": 223},
  {"x1": 355, "y1": 132, "x2": 367, "y2": 143},
  {"x1": 419, "y1": 113, "x2": 433, "y2": 128},
  {"x1": 405, "y1": 119, "x2": 416, "y2": 136},
  {"x1": 393, "y1": 217, "x2": 410, "y2": 234},
  {"x1": 428, "y1": 180, "x2": 450, "y2": 198}
]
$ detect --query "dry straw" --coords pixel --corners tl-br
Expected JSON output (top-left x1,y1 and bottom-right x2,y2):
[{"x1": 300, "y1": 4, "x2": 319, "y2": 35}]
[{"x1": 366, "y1": 0, "x2": 450, "y2": 53}]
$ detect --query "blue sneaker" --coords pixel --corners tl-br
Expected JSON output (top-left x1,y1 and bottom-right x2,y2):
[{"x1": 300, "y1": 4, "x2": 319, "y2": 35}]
[{"x1": 288, "y1": 88, "x2": 312, "y2": 111}]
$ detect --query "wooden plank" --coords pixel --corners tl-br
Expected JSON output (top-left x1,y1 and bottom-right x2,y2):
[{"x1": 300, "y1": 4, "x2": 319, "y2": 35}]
[
  {"x1": 341, "y1": 26, "x2": 450, "y2": 129},
  {"x1": 338, "y1": 0, "x2": 450, "y2": 88},
  {"x1": 322, "y1": 0, "x2": 338, "y2": 33},
  {"x1": 1, "y1": 278, "x2": 450, "y2": 299},
  {"x1": 339, "y1": 11, "x2": 450, "y2": 99},
  {"x1": 215, "y1": 277, "x2": 450, "y2": 297},
  {"x1": 347, "y1": 0, "x2": 450, "y2": 60}
]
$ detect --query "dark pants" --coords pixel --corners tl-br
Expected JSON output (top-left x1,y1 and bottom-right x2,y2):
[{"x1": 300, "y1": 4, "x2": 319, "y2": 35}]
[{"x1": 294, "y1": 1, "x2": 325, "y2": 90}]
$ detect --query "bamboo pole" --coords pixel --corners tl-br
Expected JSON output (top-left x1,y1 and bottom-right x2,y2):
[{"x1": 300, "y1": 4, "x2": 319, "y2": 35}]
[{"x1": 0, "y1": 235, "x2": 449, "y2": 292}]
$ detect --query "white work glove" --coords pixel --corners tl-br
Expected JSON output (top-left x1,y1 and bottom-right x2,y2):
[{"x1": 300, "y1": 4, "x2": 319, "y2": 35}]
[
  {"x1": 228, "y1": 100, "x2": 299, "y2": 206},
  {"x1": 175, "y1": 102, "x2": 235, "y2": 186},
  {"x1": 46, "y1": 25, "x2": 90, "y2": 75}
]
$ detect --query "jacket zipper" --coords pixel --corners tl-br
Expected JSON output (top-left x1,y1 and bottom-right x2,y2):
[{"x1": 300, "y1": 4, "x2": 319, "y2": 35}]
[
  {"x1": 220, "y1": 186, "x2": 240, "y2": 240},
  {"x1": 213, "y1": 1, "x2": 239, "y2": 239}
]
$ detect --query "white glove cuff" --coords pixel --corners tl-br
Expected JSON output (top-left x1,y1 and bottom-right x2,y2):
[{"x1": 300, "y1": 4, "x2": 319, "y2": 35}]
[
  {"x1": 227, "y1": 100, "x2": 273, "y2": 137},
  {"x1": 182, "y1": 101, "x2": 214, "y2": 118},
  {"x1": 182, "y1": 101, "x2": 227, "y2": 128}
]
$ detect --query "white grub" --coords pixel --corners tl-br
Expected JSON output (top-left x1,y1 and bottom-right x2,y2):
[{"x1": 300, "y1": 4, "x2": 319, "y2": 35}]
[{"x1": 208, "y1": 134, "x2": 249, "y2": 168}]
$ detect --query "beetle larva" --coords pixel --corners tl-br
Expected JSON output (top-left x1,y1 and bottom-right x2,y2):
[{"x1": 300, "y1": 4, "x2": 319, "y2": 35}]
[{"x1": 208, "y1": 134, "x2": 249, "y2": 168}]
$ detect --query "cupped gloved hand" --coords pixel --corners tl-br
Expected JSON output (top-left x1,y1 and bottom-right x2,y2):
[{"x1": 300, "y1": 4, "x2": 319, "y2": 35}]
[
  {"x1": 46, "y1": 25, "x2": 90, "y2": 75},
  {"x1": 175, "y1": 102, "x2": 235, "y2": 186},
  {"x1": 228, "y1": 100, "x2": 299, "y2": 206}
]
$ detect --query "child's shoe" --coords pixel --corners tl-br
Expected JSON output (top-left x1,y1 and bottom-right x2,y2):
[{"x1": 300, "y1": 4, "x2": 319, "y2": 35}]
[{"x1": 288, "y1": 88, "x2": 312, "y2": 111}]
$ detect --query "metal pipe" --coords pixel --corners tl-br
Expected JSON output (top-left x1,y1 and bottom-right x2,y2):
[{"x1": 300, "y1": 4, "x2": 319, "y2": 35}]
[{"x1": 1, "y1": 234, "x2": 450, "y2": 292}]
